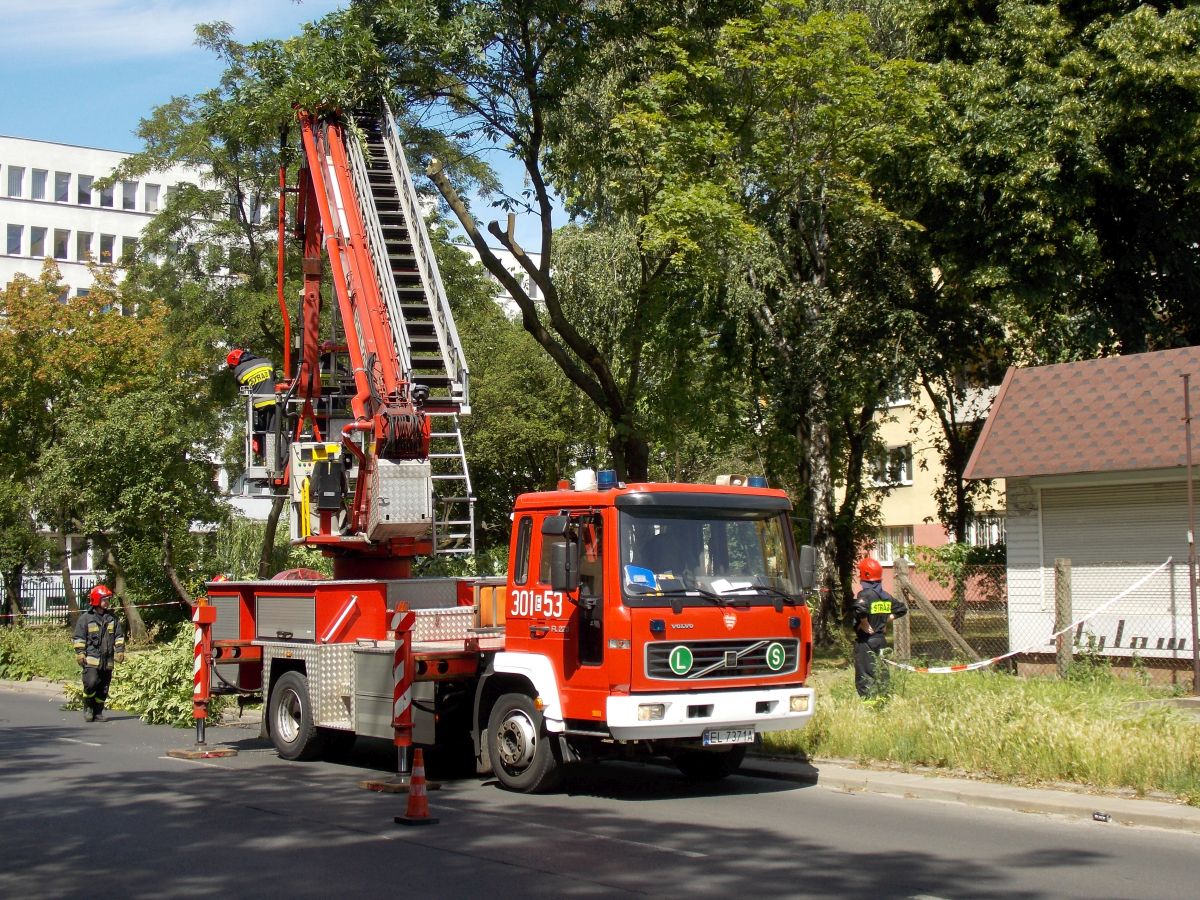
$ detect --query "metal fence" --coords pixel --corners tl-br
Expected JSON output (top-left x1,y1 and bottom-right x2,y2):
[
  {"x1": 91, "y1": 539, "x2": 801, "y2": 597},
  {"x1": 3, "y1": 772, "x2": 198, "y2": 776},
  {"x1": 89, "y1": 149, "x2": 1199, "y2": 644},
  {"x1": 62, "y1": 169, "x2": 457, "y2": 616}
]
[
  {"x1": 889, "y1": 558, "x2": 1197, "y2": 678},
  {"x1": 0, "y1": 574, "x2": 97, "y2": 623}
]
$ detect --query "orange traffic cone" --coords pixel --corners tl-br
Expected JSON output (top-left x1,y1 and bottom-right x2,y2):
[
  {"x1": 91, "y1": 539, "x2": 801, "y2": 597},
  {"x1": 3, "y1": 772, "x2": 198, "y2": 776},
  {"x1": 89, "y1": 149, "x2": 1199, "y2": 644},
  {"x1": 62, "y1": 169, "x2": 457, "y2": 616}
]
[{"x1": 394, "y1": 748, "x2": 439, "y2": 826}]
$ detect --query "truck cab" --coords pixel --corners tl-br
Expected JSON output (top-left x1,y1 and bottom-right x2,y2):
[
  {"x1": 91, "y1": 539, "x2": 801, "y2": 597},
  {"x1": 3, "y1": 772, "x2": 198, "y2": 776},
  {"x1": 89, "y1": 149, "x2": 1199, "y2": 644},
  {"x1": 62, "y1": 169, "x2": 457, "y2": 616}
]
[{"x1": 482, "y1": 471, "x2": 815, "y2": 790}]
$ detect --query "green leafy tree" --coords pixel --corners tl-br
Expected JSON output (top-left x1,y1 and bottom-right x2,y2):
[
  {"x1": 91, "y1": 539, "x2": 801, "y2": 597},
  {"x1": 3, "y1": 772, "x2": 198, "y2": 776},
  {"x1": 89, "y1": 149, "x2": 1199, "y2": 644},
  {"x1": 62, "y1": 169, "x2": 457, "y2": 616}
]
[
  {"x1": 904, "y1": 0, "x2": 1200, "y2": 358},
  {"x1": 616, "y1": 1, "x2": 933, "y2": 637},
  {"x1": 352, "y1": 0, "x2": 765, "y2": 480}
]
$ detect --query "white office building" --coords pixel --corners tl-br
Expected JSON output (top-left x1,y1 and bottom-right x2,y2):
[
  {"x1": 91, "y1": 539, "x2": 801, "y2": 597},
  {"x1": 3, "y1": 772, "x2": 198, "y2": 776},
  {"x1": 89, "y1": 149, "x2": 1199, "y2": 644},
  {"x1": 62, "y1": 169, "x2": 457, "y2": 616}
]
[{"x1": 0, "y1": 134, "x2": 198, "y2": 298}]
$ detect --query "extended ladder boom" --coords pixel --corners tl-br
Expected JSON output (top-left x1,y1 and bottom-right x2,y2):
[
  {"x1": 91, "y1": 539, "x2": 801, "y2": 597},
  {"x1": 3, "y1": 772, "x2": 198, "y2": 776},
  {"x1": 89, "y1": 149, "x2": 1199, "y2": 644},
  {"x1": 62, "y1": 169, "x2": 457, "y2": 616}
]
[{"x1": 271, "y1": 107, "x2": 474, "y2": 564}]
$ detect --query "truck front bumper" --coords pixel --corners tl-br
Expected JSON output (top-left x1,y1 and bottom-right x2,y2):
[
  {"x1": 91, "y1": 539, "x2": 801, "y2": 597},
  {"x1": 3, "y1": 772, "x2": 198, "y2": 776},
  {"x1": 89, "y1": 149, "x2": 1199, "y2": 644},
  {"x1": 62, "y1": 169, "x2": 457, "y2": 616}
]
[{"x1": 606, "y1": 685, "x2": 815, "y2": 741}]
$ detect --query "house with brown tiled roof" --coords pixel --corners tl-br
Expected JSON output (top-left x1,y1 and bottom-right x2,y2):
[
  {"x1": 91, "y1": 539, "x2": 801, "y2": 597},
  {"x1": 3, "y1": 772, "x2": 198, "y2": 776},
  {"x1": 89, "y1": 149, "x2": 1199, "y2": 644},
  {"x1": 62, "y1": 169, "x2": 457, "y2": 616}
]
[{"x1": 965, "y1": 346, "x2": 1200, "y2": 669}]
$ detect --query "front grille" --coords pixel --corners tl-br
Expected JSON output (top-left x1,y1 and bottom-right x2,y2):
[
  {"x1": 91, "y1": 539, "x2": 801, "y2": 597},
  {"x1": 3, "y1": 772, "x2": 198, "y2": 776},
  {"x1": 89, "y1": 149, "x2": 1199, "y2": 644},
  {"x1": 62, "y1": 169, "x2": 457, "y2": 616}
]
[{"x1": 645, "y1": 638, "x2": 799, "y2": 681}]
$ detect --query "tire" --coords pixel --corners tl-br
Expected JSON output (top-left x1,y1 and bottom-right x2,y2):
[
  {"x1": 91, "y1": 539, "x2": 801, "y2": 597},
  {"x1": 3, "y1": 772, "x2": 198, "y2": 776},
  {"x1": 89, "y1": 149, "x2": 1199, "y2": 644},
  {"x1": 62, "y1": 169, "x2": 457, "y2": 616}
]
[
  {"x1": 671, "y1": 744, "x2": 747, "y2": 781},
  {"x1": 486, "y1": 692, "x2": 561, "y2": 793},
  {"x1": 268, "y1": 671, "x2": 325, "y2": 761}
]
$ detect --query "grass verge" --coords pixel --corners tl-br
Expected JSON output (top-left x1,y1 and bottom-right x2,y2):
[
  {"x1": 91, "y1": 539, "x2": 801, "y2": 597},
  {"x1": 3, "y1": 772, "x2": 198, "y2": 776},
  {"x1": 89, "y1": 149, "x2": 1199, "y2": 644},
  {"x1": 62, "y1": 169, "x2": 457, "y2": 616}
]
[{"x1": 765, "y1": 664, "x2": 1200, "y2": 805}]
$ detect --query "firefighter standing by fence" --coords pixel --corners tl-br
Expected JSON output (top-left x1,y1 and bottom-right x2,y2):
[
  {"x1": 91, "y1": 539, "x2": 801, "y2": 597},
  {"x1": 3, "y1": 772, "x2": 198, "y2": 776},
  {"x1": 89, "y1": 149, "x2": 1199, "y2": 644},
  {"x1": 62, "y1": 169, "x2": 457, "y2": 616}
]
[
  {"x1": 852, "y1": 558, "x2": 907, "y2": 699},
  {"x1": 73, "y1": 585, "x2": 125, "y2": 722}
]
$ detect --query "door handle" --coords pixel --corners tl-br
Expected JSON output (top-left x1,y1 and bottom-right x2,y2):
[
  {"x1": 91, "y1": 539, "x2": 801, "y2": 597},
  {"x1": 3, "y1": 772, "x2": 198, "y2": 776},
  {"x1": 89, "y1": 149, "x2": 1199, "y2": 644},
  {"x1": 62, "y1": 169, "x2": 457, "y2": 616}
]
[{"x1": 529, "y1": 625, "x2": 550, "y2": 638}]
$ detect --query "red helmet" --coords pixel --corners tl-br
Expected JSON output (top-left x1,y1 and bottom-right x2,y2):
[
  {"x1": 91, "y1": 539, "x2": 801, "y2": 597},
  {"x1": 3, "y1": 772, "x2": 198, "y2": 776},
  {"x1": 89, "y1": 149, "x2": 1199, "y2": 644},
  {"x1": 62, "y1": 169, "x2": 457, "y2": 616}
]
[
  {"x1": 226, "y1": 348, "x2": 245, "y2": 368},
  {"x1": 88, "y1": 584, "x2": 114, "y2": 607},
  {"x1": 857, "y1": 558, "x2": 883, "y2": 581}
]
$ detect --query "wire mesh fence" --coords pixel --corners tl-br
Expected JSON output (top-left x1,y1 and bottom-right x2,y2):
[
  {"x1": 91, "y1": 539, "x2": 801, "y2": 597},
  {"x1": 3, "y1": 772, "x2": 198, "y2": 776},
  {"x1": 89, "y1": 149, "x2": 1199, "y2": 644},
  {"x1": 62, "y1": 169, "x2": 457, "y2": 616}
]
[{"x1": 889, "y1": 558, "x2": 1198, "y2": 677}]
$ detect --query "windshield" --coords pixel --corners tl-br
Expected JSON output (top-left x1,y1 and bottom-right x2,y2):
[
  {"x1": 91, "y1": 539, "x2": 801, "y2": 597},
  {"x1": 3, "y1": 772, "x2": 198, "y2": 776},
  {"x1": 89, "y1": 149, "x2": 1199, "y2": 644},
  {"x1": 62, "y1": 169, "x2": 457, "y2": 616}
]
[{"x1": 618, "y1": 506, "x2": 803, "y2": 607}]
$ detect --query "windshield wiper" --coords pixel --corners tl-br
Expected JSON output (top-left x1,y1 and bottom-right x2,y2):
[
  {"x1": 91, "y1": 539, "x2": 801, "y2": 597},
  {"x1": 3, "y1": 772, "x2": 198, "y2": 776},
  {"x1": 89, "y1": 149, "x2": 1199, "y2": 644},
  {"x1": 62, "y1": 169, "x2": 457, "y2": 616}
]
[
  {"x1": 625, "y1": 584, "x2": 729, "y2": 612},
  {"x1": 716, "y1": 583, "x2": 798, "y2": 611}
]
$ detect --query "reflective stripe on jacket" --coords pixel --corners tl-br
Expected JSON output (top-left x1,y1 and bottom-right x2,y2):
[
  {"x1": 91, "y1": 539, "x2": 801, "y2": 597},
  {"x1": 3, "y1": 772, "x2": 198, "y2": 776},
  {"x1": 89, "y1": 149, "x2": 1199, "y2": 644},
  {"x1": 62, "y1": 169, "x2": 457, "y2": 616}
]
[
  {"x1": 73, "y1": 608, "x2": 126, "y2": 669},
  {"x1": 234, "y1": 356, "x2": 276, "y2": 408}
]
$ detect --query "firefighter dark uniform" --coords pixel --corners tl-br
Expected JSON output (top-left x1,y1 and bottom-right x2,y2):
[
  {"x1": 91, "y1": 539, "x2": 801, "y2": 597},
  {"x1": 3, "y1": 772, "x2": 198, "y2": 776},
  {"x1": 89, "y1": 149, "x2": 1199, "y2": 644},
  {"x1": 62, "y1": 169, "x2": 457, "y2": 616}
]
[
  {"x1": 852, "y1": 558, "x2": 907, "y2": 698},
  {"x1": 73, "y1": 586, "x2": 125, "y2": 722},
  {"x1": 228, "y1": 349, "x2": 278, "y2": 464}
]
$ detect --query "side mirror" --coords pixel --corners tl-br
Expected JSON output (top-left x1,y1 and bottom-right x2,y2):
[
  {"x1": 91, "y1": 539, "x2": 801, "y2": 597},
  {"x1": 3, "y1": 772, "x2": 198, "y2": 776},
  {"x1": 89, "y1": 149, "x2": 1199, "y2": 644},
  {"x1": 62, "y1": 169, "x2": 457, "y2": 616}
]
[
  {"x1": 550, "y1": 541, "x2": 580, "y2": 593},
  {"x1": 798, "y1": 545, "x2": 817, "y2": 592}
]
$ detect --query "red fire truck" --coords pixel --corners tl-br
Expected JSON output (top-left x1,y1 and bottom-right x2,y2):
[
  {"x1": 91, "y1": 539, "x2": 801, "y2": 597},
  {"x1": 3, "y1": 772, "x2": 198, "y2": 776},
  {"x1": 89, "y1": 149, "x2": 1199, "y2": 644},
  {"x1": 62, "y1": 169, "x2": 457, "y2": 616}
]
[{"x1": 201, "y1": 106, "x2": 816, "y2": 792}]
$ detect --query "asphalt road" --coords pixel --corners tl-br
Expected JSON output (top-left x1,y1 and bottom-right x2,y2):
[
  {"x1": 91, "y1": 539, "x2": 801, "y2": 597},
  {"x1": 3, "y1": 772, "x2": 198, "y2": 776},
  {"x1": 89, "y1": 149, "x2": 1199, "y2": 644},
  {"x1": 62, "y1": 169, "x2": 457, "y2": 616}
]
[{"x1": 1, "y1": 691, "x2": 1197, "y2": 899}]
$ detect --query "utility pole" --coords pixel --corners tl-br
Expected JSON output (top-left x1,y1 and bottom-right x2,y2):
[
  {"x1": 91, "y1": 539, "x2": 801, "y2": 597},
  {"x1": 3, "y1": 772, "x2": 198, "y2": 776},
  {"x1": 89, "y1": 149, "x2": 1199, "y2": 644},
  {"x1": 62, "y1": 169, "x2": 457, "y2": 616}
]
[{"x1": 1183, "y1": 374, "x2": 1199, "y2": 696}]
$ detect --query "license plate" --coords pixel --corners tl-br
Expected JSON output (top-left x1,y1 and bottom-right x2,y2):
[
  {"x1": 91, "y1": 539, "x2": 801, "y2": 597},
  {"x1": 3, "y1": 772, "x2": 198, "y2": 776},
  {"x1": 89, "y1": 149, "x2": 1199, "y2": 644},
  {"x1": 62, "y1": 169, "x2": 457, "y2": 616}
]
[{"x1": 702, "y1": 728, "x2": 754, "y2": 746}]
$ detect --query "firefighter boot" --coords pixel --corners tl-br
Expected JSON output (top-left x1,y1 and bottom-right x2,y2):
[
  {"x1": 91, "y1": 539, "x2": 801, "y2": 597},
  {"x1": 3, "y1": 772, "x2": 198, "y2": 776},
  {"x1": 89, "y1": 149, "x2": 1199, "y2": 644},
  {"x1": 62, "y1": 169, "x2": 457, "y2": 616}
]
[
  {"x1": 83, "y1": 700, "x2": 95, "y2": 723},
  {"x1": 93, "y1": 703, "x2": 107, "y2": 723}
]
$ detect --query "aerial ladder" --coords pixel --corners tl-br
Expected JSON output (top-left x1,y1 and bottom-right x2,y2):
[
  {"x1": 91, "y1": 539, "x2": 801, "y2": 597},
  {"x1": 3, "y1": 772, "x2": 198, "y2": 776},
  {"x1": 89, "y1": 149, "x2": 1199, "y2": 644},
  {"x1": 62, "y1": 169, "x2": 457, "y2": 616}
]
[{"x1": 252, "y1": 104, "x2": 474, "y2": 575}]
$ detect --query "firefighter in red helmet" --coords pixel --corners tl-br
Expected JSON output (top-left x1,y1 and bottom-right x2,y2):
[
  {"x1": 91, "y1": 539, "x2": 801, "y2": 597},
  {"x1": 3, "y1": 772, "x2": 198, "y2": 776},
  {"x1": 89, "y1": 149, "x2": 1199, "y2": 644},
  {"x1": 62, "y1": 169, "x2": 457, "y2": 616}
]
[
  {"x1": 226, "y1": 348, "x2": 278, "y2": 466},
  {"x1": 851, "y1": 557, "x2": 907, "y2": 699},
  {"x1": 72, "y1": 585, "x2": 126, "y2": 722}
]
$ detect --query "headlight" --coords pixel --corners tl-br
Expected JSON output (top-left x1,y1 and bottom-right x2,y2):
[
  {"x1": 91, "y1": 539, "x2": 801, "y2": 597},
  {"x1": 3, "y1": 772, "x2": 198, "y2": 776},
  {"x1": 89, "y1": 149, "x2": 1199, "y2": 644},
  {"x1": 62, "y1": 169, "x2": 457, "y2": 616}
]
[
  {"x1": 637, "y1": 703, "x2": 666, "y2": 721},
  {"x1": 789, "y1": 694, "x2": 810, "y2": 713}
]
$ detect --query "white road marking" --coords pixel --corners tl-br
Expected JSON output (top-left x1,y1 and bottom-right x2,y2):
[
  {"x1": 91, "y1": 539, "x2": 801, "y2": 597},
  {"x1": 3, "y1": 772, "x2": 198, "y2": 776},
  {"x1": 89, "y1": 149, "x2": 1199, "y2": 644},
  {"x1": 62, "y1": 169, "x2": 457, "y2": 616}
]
[{"x1": 57, "y1": 737, "x2": 102, "y2": 747}]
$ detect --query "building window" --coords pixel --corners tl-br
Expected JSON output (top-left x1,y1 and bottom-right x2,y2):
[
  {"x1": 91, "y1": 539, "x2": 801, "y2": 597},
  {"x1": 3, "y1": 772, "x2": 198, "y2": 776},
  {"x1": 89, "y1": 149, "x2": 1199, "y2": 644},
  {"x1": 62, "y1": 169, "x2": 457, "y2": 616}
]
[
  {"x1": 6, "y1": 224, "x2": 22, "y2": 255},
  {"x1": 100, "y1": 183, "x2": 114, "y2": 208},
  {"x1": 122, "y1": 180, "x2": 137, "y2": 210},
  {"x1": 77, "y1": 231, "x2": 93, "y2": 261},
  {"x1": 884, "y1": 381, "x2": 912, "y2": 408},
  {"x1": 966, "y1": 514, "x2": 1006, "y2": 548},
  {"x1": 144, "y1": 183, "x2": 160, "y2": 213},
  {"x1": 53, "y1": 229, "x2": 69, "y2": 259},
  {"x1": 7, "y1": 165, "x2": 25, "y2": 198},
  {"x1": 32, "y1": 169, "x2": 48, "y2": 200},
  {"x1": 30, "y1": 226, "x2": 46, "y2": 257},
  {"x1": 121, "y1": 236, "x2": 137, "y2": 264},
  {"x1": 99, "y1": 234, "x2": 115, "y2": 264},
  {"x1": 77, "y1": 174, "x2": 93, "y2": 205},
  {"x1": 872, "y1": 444, "x2": 914, "y2": 486},
  {"x1": 875, "y1": 526, "x2": 914, "y2": 566},
  {"x1": 76, "y1": 288, "x2": 90, "y2": 297},
  {"x1": 55, "y1": 171, "x2": 70, "y2": 202}
]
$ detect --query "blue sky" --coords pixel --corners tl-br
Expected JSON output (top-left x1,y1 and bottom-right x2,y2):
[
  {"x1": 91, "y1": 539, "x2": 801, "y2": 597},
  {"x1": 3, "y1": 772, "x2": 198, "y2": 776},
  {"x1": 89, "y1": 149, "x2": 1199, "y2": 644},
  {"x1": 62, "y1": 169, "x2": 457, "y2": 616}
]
[{"x1": 0, "y1": 0, "x2": 556, "y2": 247}]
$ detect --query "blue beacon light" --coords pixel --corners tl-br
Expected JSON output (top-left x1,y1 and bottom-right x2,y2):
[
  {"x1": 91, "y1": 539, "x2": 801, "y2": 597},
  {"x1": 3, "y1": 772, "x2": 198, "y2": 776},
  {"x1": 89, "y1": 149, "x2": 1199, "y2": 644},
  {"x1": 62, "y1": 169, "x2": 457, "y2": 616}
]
[{"x1": 597, "y1": 469, "x2": 618, "y2": 490}]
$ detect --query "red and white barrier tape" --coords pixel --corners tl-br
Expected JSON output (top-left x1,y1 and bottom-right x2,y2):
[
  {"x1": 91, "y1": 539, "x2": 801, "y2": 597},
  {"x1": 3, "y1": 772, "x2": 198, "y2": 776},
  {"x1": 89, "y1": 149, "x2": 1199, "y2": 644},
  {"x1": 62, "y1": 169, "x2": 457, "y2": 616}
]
[
  {"x1": 884, "y1": 557, "x2": 1174, "y2": 674},
  {"x1": 0, "y1": 597, "x2": 193, "y2": 620}
]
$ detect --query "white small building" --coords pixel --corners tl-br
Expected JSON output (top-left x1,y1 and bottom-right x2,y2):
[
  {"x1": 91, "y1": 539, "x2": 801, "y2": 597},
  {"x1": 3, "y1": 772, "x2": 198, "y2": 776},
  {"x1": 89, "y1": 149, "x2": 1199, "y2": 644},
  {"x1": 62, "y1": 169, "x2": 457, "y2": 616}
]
[
  {"x1": 1, "y1": 134, "x2": 197, "y2": 298},
  {"x1": 966, "y1": 346, "x2": 1199, "y2": 670}
]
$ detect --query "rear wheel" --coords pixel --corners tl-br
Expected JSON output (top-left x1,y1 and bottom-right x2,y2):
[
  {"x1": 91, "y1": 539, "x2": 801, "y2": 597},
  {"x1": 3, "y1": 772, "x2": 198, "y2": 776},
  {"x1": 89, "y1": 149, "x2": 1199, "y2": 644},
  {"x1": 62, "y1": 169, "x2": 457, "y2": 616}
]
[
  {"x1": 268, "y1": 671, "x2": 325, "y2": 761},
  {"x1": 487, "y1": 692, "x2": 561, "y2": 793},
  {"x1": 671, "y1": 744, "x2": 747, "y2": 781}
]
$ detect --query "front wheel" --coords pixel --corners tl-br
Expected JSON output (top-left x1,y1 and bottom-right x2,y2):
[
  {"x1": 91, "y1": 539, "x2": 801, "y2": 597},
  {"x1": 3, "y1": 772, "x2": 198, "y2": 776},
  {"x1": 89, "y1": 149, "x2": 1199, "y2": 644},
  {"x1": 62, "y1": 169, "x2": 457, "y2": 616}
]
[
  {"x1": 670, "y1": 744, "x2": 747, "y2": 781},
  {"x1": 268, "y1": 671, "x2": 325, "y2": 761},
  {"x1": 487, "y1": 692, "x2": 561, "y2": 793}
]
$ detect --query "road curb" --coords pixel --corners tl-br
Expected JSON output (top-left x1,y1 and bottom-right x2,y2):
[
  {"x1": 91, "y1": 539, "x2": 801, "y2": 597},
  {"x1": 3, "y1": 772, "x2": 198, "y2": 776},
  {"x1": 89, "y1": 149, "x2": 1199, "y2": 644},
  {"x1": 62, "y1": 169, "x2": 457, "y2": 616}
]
[
  {"x1": 743, "y1": 754, "x2": 1200, "y2": 835},
  {"x1": 0, "y1": 677, "x2": 66, "y2": 699}
]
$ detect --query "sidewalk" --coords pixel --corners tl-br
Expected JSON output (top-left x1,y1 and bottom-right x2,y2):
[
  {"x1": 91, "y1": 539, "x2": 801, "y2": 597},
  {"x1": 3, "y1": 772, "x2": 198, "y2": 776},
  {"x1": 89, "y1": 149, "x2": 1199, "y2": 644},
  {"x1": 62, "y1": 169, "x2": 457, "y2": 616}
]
[{"x1": 4, "y1": 677, "x2": 1199, "y2": 834}]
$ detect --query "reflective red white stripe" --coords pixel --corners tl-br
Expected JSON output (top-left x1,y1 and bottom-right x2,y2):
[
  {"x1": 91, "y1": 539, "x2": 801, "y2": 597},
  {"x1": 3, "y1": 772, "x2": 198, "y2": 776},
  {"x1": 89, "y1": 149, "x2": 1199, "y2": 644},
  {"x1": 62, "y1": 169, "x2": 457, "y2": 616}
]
[
  {"x1": 193, "y1": 601, "x2": 212, "y2": 720},
  {"x1": 391, "y1": 608, "x2": 416, "y2": 747}
]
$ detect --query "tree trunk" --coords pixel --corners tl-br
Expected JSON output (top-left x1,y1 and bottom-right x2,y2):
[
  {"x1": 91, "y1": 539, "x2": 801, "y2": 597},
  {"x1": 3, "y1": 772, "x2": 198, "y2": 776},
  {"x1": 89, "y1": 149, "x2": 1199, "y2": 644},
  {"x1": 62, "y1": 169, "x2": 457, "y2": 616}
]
[
  {"x1": 162, "y1": 532, "x2": 196, "y2": 609},
  {"x1": 59, "y1": 541, "x2": 80, "y2": 627},
  {"x1": 3, "y1": 565, "x2": 25, "y2": 626},
  {"x1": 807, "y1": 402, "x2": 839, "y2": 646},
  {"x1": 95, "y1": 534, "x2": 147, "y2": 643},
  {"x1": 611, "y1": 428, "x2": 651, "y2": 483},
  {"x1": 259, "y1": 495, "x2": 287, "y2": 579}
]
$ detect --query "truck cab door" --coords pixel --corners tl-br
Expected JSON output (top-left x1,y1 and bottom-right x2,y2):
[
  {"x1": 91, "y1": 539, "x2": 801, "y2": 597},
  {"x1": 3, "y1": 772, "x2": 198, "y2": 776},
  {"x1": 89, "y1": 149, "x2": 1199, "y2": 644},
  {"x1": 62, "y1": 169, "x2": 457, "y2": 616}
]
[{"x1": 537, "y1": 511, "x2": 613, "y2": 726}]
